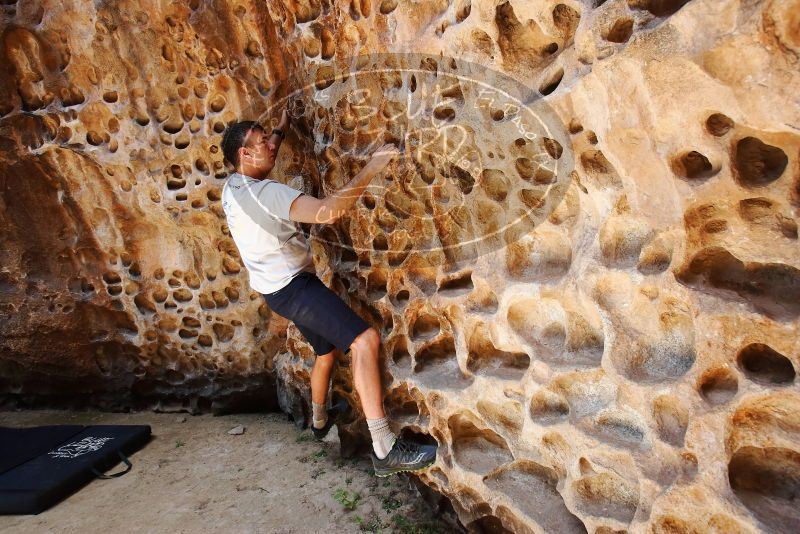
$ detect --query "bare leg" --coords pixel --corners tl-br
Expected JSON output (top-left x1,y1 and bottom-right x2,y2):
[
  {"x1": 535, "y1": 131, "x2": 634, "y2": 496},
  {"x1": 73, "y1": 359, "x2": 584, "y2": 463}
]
[
  {"x1": 310, "y1": 350, "x2": 335, "y2": 405},
  {"x1": 349, "y1": 328, "x2": 385, "y2": 419}
]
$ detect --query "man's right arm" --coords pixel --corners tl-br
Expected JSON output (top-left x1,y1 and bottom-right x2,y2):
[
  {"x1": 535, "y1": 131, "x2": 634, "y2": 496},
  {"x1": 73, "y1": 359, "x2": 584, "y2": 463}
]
[{"x1": 289, "y1": 144, "x2": 398, "y2": 224}]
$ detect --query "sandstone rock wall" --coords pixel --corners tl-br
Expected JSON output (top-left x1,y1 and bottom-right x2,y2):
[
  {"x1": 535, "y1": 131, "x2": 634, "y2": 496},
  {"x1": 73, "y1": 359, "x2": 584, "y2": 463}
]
[
  {"x1": 1, "y1": 1, "x2": 799, "y2": 533},
  {"x1": 270, "y1": 1, "x2": 800, "y2": 532},
  {"x1": 0, "y1": 0, "x2": 294, "y2": 410}
]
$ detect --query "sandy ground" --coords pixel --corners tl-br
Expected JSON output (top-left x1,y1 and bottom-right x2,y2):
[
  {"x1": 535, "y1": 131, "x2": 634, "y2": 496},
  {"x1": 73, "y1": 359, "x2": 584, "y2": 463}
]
[{"x1": 0, "y1": 411, "x2": 461, "y2": 534}]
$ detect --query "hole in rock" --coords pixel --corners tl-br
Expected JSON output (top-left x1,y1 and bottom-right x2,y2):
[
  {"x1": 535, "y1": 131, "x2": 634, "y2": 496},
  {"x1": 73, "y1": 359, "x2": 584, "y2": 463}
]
[
  {"x1": 399, "y1": 427, "x2": 437, "y2": 448},
  {"x1": 433, "y1": 106, "x2": 456, "y2": 121},
  {"x1": 103, "y1": 272, "x2": 122, "y2": 285},
  {"x1": 737, "y1": 196, "x2": 774, "y2": 222},
  {"x1": 410, "y1": 311, "x2": 440, "y2": 341},
  {"x1": 372, "y1": 235, "x2": 388, "y2": 251},
  {"x1": 507, "y1": 298, "x2": 569, "y2": 361},
  {"x1": 580, "y1": 149, "x2": 612, "y2": 175},
  {"x1": 729, "y1": 446, "x2": 800, "y2": 533},
  {"x1": 702, "y1": 219, "x2": 728, "y2": 233},
  {"x1": 450, "y1": 165, "x2": 475, "y2": 195},
  {"x1": 467, "y1": 326, "x2": 529, "y2": 380},
  {"x1": 734, "y1": 137, "x2": 788, "y2": 187},
  {"x1": 414, "y1": 336, "x2": 472, "y2": 390},
  {"x1": 573, "y1": 470, "x2": 638, "y2": 523},
  {"x1": 515, "y1": 158, "x2": 535, "y2": 181},
  {"x1": 552, "y1": 4, "x2": 580, "y2": 42},
  {"x1": 640, "y1": 0, "x2": 692, "y2": 17},
  {"x1": 394, "y1": 289, "x2": 410, "y2": 305},
  {"x1": 706, "y1": 113, "x2": 734, "y2": 136},
  {"x1": 543, "y1": 138, "x2": 563, "y2": 160},
  {"x1": 366, "y1": 269, "x2": 387, "y2": 299},
  {"x1": 455, "y1": 0, "x2": 472, "y2": 23},
  {"x1": 672, "y1": 150, "x2": 718, "y2": 180},
  {"x1": 652, "y1": 395, "x2": 688, "y2": 447},
  {"x1": 362, "y1": 192, "x2": 376, "y2": 209},
  {"x1": 539, "y1": 68, "x2": 564, "y2": 96},
  {"x1": 392, "y1": 337, "x2": 411, "y2": 368},
  {"x1": 467, "y1": 515, "x2": 514, "y2": 534},
  {"x1": 699, "y1": 367, "x2": 738, "y2": 405},
  {"x1": 604, "y1": 18, "x2": 633, "y2": 43},
  {"x1": 485, "y1": 461, "x2": 587, "y2": 534},
  {"x1": 408, "y1": 268, "x2": 437, "y2": 295},
  {"x1": 477, "y1": 399, "x2": 523, "y2": 433},
  {"x1": 593, "y1": 409, "x2": 646, "y2": 447},
  {"x1": 340, "y1": 247, "x2": 358, "y2": 266},
  {"x1": 448, "y1": 413, "x2": 512, "y2": 474},
  {"x1": 677, "y1": 247, "x2": 800, "y2": 319},
  {"x1": 737, "y1": 343, "x2": 795, "y2": 385},
  {"x1": 530, "y1": 389, "x2": 570, "y2": 424},
  {"x1": 480, "y1": 169, "x2": 510, "y2": 202},
  {"x1": 437, "y1": 271, "x2": 473, "y2": 297},
  {"x1": 178, "y1": 328, "x2": 198, "y2": 339},
  {"x1": 519, "y1": 188, "x2": 544, "y2": 209},
  {"x1": 385, "y1": 383, "x2": 424, "y2": 420}
]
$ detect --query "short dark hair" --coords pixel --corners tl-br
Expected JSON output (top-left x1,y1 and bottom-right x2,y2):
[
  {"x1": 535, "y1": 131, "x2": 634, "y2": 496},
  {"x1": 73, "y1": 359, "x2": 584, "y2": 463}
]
[{"x1": 221, "y1": 121, "x2": 264, "y2": 169}]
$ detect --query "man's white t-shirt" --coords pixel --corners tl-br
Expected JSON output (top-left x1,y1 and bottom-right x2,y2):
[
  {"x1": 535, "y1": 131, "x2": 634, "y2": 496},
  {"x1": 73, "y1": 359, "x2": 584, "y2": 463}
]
[{"x1": 221, "y1": 172, "x2": 314, "y2": 294}]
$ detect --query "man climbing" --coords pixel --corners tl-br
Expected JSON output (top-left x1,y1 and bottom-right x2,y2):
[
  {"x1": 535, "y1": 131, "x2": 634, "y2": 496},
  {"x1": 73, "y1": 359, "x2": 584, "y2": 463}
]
[{"x1": 219, "y1": 110, "x2": 437, "y2": 477}]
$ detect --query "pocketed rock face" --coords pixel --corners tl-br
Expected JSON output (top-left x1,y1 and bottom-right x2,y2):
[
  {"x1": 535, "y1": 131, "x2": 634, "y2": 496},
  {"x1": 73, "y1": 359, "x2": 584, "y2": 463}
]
[
  {"x1": 2, "y1": 1, "x2": 800, "y2": 533},
  {"x1": 0, "y1": 0, "x2": 295, "y2": 411},
  {"x1": 271, "y1": 1, "x2": 800, "y2": 532}
]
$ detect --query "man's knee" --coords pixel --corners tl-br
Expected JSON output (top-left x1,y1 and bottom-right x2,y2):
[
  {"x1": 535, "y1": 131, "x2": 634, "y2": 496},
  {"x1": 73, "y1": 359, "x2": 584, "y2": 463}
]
[
  {"x1": 315, "y1": 351, "x2": 336, "y2": 367},
  {"x1": 351, "y1": 327, "x2": 380, "y2": 355}
]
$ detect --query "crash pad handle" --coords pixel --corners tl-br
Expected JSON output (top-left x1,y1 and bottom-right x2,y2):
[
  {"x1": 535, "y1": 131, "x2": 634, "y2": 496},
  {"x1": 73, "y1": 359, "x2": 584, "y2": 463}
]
[{"x1": 91, "y1": 451, "x2": 133, "y2": 479}]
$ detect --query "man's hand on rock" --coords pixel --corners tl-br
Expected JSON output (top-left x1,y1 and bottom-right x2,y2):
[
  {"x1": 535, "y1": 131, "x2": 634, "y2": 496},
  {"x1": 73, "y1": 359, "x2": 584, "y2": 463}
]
[
  {"x1": 277, "y1": 108, "x2": 290, "y2": 131},
  {"x1": 363, "y1": 143, "x2": 399, "y2": 176}
]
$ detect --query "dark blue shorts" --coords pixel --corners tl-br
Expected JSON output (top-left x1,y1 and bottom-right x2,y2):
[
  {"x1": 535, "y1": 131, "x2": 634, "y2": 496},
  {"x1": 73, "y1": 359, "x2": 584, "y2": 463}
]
[{"x1": 263, "y1": 272, "x2": 370, "y2": 356}]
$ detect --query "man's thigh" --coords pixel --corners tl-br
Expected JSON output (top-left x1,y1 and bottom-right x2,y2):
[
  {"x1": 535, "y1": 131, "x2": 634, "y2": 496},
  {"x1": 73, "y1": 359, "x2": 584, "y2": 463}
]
[{"x1": 265, "y1": 272, "x2": 370, "y2": 354}]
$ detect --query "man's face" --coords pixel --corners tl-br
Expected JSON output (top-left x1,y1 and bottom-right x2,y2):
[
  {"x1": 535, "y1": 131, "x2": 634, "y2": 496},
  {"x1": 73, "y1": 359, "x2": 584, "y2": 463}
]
[{"x1": 240, "y1": 127, "x2": 277, "y2": 174}]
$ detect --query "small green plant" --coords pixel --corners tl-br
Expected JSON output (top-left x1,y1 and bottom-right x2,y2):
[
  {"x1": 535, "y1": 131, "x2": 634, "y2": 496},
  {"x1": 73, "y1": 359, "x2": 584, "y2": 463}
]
[
  {"x1": 333, "y1": 488, "x2": 361, "y2": 511},
  {"x1": 391, "y1": 514, "x2": 444, "y2": 534},
  {"x1": 355, "y1": 515, "x2": 386, "y2": 532},
  {"x1": 311, "y1": 468, "x2": 326, "y2": 479},
  {"x1": 381, "y1": 495, "x2": 401, "y2": 512},
  {"x1": 175, "y1": 440, "x2": 185, "y2": 448},
  {"x1": 295, "y1": 433, "x2": 313, "y2": 443},
  {"x1": 313, "y1": 449, "x2": 328, "y2": 459}
]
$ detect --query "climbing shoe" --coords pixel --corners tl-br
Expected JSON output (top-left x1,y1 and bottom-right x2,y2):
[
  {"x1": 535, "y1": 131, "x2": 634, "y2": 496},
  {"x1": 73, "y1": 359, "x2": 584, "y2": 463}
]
[
  {"x1": 372, "y1": 437, "x2": 437, "y2": 477},
  {"x1": 311, "y1": 396, "x2": 350, "y2": 441}
]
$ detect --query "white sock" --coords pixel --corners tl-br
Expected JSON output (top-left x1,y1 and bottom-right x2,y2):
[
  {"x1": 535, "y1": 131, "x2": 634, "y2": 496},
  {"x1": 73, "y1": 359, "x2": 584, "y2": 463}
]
[
  {"x1": 367, "y1": 417, "x2": 397, "y2": 459},
  {"x1": 312, "y1": 401, "x2": 327, "y2": 429}
]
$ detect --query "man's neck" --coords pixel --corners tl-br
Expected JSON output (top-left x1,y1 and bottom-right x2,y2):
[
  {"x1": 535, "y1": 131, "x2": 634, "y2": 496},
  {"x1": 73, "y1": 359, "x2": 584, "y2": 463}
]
[{"x1": 237, "y1": 167, "x2": 269, "y2": 181}]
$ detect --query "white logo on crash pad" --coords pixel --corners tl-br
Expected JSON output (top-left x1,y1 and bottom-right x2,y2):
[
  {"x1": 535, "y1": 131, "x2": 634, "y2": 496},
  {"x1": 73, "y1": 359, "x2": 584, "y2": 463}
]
[{"x1": 48, "y1": 437, "x2": 115, "y2": 458}]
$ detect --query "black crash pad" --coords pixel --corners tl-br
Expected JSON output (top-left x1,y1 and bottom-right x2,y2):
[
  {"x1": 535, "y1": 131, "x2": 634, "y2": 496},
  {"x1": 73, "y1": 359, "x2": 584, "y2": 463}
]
[{"x1": 0, "y1": 424, "x2": 151, "y2": 514}]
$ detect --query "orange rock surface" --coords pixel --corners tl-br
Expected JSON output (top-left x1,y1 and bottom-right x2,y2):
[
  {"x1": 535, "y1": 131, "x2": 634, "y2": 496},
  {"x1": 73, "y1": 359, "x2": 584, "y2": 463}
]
[{"x1": 1, "y1": 1, "x2": 799, "y2": 532}]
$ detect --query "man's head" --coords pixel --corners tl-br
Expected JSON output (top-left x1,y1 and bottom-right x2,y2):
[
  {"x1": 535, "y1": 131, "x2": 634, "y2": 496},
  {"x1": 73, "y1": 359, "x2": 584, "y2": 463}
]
[{"x1": 221, "y1": 121, "x2": 278, "y2": 178}]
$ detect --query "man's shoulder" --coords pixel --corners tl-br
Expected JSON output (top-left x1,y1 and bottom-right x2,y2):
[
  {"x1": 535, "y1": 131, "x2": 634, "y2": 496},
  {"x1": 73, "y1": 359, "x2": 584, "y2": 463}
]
[{"x1": 223, "y1": 172, "x2": 246, "y2": 190}]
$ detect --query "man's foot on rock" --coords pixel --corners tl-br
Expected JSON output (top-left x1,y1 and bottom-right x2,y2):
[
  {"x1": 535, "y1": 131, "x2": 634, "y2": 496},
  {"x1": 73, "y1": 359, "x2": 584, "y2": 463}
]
[
  {"x1": 312, "y1": 396, "x2": 349, "y2": 441},
  {"x1": 372, "y1": 437, "x2": 437, "y2": 477}
]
